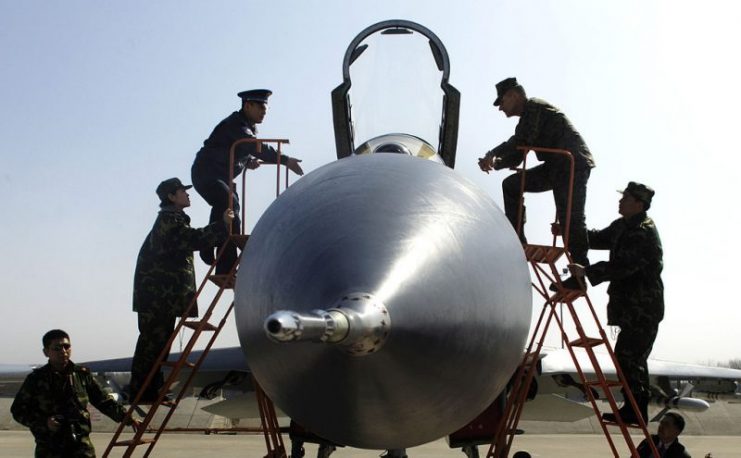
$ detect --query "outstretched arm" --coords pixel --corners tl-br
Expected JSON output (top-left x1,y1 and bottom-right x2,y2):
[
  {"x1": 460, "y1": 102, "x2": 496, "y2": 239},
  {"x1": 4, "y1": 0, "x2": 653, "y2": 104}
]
[{"x1": 286, "y1": 157, "x2": 304, "y2": 176}]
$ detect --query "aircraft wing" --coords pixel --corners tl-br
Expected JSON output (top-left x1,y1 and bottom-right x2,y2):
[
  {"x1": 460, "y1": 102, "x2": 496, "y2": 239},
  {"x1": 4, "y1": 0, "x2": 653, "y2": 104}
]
[
  {"x1": 82, "y1": 346, "x2": 249, "y2": 373},
  {"x1": 0, "y1": 364, "x2": 37, "y2": 397},
  {"x1": 81, "y1": 346, "x2": 253, "y2": 401},
  {"x1": 540, "y1": 348, "x2": 741, "y2": 381},
  {"x1": 540, "y1": 348, "x2": 741, "y2": 392},
  {"x1": 520, "y1": 393, "x2": 596, "y2": 422},
  {"x1": 524, "y1": 348, "x2": 741, "y2": 422},
  {"x1": 9, "y1": 345, "x2": 739, "y2": 425}
]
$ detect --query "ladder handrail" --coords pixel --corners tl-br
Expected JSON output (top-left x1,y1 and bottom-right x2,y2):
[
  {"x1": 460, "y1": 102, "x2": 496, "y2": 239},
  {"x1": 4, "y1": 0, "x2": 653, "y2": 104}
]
[
  {"x1": 103, "y1": 247, "x2": 239, "y2": 457},
  {"x1": 488, "y1": 250, "x2": 660, "y2": 458},
  {"x1": 486, "y1": 144, "x2": 659, "y2": 458},
  {"x1": 513, "y1": 146, "x2": 575, "y2": 249},
  {"x1": 103, "y1": 137, "x2": 292, "y2": 458},
  {"x1": 228, "y1": 137, "x2": 290, "y2": 235}
]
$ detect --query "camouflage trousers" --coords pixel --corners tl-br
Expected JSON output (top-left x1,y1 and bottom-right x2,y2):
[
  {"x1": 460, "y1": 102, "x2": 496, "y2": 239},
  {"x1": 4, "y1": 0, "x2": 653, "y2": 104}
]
[
  {"x1": 502, "y1": 164, "x2": 590, "y2": 265},
  {"x1": 130, "y1": 311, "x2": 176, "y2": 400},
  {"x1": 614, "y1": 322, "x2": 659, "y2": 398},
  {"x1": 34, "y1": 434, "x2": 95, "y2": 457}
]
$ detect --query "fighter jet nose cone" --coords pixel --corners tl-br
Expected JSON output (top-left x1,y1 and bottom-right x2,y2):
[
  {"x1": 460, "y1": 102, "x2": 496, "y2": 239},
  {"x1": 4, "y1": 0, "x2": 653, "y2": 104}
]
[{"x1": 235, "y1": 154, "x2": 532, "y2": 449}]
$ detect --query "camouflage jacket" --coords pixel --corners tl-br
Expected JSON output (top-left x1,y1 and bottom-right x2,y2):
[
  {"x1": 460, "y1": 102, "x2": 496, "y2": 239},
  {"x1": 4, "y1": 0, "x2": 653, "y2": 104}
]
[
  {"x1": 488, "y1": 98, "x2": 595, "y2": 171},
  {"x1": 192, "y1": 110, "x2": 290, "y2": 182},
  {"x1": 585, "y1": 212, "x2": 664, "y2": 327},
  {"x1": 133, "y1": 206, "x2": 226, "y2": 317},
  {"x1": 11, "y1": 362, "x2": 126, "y2": 447}
]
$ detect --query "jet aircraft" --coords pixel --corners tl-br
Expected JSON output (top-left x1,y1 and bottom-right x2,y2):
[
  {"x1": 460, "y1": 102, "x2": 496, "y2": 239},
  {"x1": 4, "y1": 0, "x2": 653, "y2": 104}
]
[
  {"x1": 3, "y1": 348, "x2": 739, "y2": 428},
  {"x1": 3, "y1": 19, "x2": 741, "y2": 457}
]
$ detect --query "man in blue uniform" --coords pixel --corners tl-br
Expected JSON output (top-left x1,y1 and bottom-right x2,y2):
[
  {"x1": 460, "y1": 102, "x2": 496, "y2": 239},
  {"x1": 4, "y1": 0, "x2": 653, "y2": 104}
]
[{"x1": 191, "y1": 89, "x2": 304, "y2": 274}]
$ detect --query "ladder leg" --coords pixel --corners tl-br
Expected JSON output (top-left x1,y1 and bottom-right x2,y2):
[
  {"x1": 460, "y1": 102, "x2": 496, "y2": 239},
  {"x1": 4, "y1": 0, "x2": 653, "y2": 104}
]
[{"x1": 485, "y1": 243, "x2": 659, "y2": 458}]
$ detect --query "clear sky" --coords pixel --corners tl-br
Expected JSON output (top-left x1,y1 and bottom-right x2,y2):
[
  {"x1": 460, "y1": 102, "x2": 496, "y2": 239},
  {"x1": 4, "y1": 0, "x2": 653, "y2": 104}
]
[{"x1": 2, "y1": 1, "x2": 740, "y2": 366}]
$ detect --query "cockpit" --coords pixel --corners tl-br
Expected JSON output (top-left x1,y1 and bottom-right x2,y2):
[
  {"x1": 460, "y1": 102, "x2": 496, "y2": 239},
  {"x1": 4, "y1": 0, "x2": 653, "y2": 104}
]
[{"x1": 353, "y1": 133, "x2": 444, "y2": 164}]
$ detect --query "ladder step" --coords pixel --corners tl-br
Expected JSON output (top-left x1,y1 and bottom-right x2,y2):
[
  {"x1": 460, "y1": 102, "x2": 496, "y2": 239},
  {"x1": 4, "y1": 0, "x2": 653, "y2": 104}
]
[
  {"x1": 550, "y1": 289, "x2": 585, "y2": 302},
  {"x1": 601, "y1": 418, "x2": 645, "y2": 429},
  {"x1": 183, "y1": 320, "x2": 219, "y2": 331},
  {"x1": 521, "y1": 352, "x2": 540, "y2": 365},
  {"x1": 113, "y1": 438, "x2": 156, "y2": 446},
  {"x1": 162, "y1": 359, "x2": 195, "y2": 369},
  {"x1": 230, "y1": 234, "x2": 250, "y2": 248},
  {"x1": 524, "y1": 244, "x2": 565, "y2": 263},
  {"x1": 136, "y1": 398, "x2": 177, "y2": 408},
  {"x1": 208, "y1": 274, "x2": 236, "y2": 289},
  {"x1": 585, "y1": 379, "x2": 623, "y2": 388},
  {"x1": 568, "y1": 337, "x2": 605, "y2": 348}
]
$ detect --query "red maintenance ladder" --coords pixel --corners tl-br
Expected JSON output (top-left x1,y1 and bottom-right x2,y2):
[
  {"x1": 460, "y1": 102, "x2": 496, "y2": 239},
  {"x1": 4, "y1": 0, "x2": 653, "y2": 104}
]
[
  {"x1": 486, "y1": 146, "x2": 660, "y2": 458},
  {"x1": 103, "y1": 138, "x2": 292, "y2": 458}
]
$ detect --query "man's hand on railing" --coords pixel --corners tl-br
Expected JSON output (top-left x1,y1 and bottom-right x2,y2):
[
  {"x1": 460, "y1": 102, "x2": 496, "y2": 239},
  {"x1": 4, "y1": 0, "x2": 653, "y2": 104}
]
[
  {"x1": 246, "y1": 158, "x2": 261, "y2": 170},
  {"x1": 128, "y1": 418, "x2": 142, "y2": 432},
  {"x1": 478, "y1": 154, "x2": 497, "y2": 174},
  {"x1": 567, "y1": 263, "x2": 586, "y2": 278},
  {"x1": 287, "y1": 157, "x2": 304, "y2": 176},
  {"x1": 222, "y1": 209, "x2": 235, "y2": 226}
]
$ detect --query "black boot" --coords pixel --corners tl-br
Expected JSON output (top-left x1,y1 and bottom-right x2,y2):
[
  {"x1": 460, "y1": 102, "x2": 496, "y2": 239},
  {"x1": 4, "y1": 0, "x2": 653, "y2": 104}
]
[
  {"x1": 602, "y1": 394, "x2": 648, "y2": 425},
  {"x1": 549, "y1": 275, "x2": 587, "y2": 292},
  {"x1": 317, "y1": 444, "x2": 336, "y2": 458},
  {"x1": 461, "y1": 445, "x2": 479, "y2": 458},
  {"x1": 381, "y1": 450, "x2": 407, "y2": 458},
  {"x1": 290, "y1": 440, "x2": 305, "y2": 458},
  {"x1": 637, "y1": 394, "x2": 649, "y2": 423}
]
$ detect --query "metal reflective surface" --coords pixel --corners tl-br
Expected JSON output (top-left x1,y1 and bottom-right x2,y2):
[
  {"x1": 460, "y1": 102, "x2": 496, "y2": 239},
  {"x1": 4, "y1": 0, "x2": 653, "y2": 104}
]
[
  {"x1": 265, "y1": 292, "x2": 391, "y2": 355},
  {"x1": 234, "y1": 154, "x2": 531, "y2": 449},
  {"x1": 354, "y1": 133, "x2": 444, "y2": 164},
  {"x1": 332, "y1": 20, "x2": 460, "y2": 168}
]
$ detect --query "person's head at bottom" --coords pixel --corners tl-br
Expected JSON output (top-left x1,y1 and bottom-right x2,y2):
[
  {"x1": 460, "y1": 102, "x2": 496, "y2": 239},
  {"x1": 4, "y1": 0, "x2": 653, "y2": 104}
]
[{"x1": 658, "y1": 412, "x2": 685, "y2": 444}]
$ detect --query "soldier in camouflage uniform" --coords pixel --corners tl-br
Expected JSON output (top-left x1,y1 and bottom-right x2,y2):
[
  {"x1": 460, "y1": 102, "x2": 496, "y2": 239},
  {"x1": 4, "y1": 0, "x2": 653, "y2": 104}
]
[
  {"x1": 130, "y1": 177, "x2": 233, "y2": 402},
  {"x1": 191, "y1": 89, "x2": 304, "y2": 274},
  {"x1": 568, "y1": 182, "x2": 663, "y2": 424},
  {"x1": 478, "y1": 77, "x2": 595, "y2": 286},
  {"x1": 11, "y1": 329, "x2": 137, "y2": 457}
]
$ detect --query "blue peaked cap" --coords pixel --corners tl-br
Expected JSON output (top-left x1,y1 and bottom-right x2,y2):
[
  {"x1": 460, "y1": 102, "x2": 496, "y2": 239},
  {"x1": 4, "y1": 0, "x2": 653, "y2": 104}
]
[{"x1": 237, "y1": 89, "x2": 272, "y2": 103}]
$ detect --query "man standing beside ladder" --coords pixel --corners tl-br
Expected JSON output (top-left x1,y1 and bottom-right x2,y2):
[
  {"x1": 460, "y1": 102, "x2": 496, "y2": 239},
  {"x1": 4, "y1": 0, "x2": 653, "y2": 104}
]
[
  {"x1": 130, "y1": 177, "x2": 233, "y2": 403},
  {"x1": 568, "y1": 182, "x2": 663, "y2": 425}
]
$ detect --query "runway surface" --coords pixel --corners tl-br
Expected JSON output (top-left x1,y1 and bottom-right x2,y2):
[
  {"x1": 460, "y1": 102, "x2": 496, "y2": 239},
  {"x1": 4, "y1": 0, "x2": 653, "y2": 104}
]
[{"x1": 1, "y1": 431, "x2": 739, "y2": 457}]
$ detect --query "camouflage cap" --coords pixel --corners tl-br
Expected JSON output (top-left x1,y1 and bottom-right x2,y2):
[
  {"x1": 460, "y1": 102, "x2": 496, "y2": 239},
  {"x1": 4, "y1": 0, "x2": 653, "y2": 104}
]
[
  {"x1": 156, "y1": 177, "x2": 192, "y2": 201},
  {"x1": 620, "y1": 181, "x2": 655, "y2": 205},
  {"x1": 494, "y1": 77, "x2": 522, "y2": 106}
]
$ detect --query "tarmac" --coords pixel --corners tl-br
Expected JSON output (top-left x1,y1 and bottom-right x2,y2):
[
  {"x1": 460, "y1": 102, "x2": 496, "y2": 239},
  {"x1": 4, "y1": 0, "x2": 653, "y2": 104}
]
[
  {"x1": 1, "y1": 431, "x2": 740, "y2": 457},
  {"x1": 3, "y1": 398, "x2": 741, "y2": 456}
]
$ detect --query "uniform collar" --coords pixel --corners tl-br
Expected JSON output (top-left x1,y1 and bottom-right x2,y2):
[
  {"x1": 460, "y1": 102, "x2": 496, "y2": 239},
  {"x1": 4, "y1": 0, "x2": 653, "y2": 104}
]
[
  {"x1": 46, "y1": 361, "x2": 75, "y2": 375},
  {"x1": 159, "y1": 204, "x2": 185, "y2": 214},
  {"x1": 623, "y1": 211, "x2": 648, "y2": 227},
  {"x1": 659, "y1": 438, "x2": 676, "y2": 449}
]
